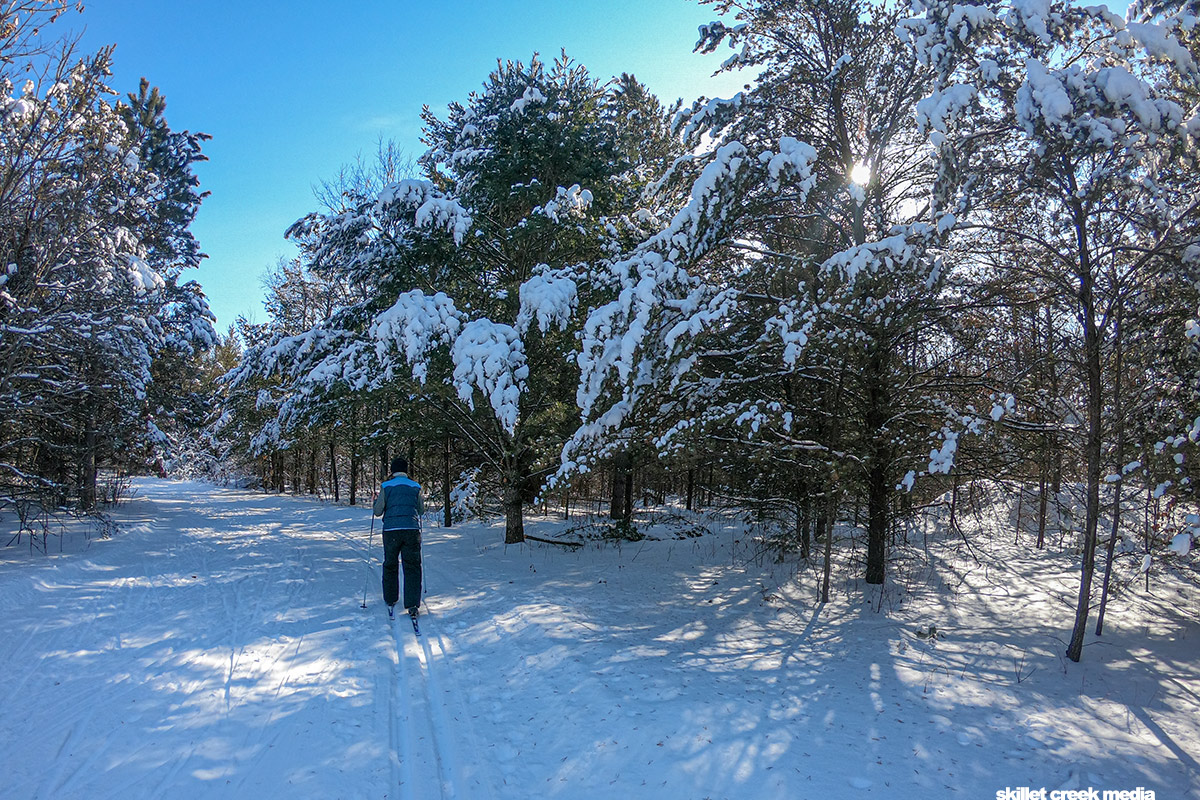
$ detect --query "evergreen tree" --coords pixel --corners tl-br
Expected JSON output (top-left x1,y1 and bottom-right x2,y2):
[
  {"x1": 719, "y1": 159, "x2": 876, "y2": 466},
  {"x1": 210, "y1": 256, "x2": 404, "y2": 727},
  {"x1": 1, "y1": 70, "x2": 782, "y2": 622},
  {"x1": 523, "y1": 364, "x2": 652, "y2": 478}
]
[
  {"x1": 0, "y1": 3, "x2": 214, "y2": 510},
  {"x1": 567, "y1": 0, "x2": 963, "y2": 589},
  {"x1": 228, "y1": 55, "x2": 678, "y2": 542}
]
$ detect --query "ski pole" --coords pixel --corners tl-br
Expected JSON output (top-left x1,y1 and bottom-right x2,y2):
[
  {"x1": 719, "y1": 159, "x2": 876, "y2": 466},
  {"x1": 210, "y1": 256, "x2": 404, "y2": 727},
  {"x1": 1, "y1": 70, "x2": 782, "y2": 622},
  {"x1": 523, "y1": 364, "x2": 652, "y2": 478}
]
[
  {"x1": 361, "y1": 515, "x2": 375, "y2": 609},
  {"x1": 419, "y1": 509, "x2": 427, "y2": 599}
]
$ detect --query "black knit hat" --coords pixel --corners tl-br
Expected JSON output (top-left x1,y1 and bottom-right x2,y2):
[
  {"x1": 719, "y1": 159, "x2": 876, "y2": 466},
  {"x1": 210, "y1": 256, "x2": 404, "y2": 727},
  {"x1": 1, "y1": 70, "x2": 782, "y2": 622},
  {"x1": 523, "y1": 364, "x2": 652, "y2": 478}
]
[{"x1": 390, "y1": 456, "x2": 408, "y2": 475}]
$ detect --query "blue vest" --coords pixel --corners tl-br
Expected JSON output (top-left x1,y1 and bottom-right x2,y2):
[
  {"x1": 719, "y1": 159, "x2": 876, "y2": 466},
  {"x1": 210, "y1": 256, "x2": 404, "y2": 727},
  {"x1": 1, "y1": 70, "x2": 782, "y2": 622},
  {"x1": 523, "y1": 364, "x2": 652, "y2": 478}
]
[{"x1": 380, "y1": 474, "x2": 422, "y2": 530}]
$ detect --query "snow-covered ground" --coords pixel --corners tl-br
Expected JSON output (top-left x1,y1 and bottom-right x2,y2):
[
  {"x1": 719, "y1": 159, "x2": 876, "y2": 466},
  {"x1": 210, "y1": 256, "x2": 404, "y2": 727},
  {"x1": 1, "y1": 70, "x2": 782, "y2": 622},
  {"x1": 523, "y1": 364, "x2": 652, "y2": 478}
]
[{"x1": 1, "y1": 479, "x2": 1197, "y2": 799}]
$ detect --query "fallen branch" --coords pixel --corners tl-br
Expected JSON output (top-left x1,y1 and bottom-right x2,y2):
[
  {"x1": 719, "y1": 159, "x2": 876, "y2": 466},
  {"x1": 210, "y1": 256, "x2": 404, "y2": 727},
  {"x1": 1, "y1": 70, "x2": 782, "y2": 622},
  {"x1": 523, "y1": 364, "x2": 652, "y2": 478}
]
[{"x1": 524, "y1": 533, "x2": 585, "y2": 549}]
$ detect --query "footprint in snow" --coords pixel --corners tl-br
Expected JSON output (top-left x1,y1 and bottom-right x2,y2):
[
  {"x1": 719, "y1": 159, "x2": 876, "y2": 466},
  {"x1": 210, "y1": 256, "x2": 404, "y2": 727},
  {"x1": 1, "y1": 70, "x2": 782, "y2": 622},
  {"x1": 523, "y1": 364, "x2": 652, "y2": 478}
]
[{"x1": 849, "y1": 776, "x2": 872, "y2": 789}]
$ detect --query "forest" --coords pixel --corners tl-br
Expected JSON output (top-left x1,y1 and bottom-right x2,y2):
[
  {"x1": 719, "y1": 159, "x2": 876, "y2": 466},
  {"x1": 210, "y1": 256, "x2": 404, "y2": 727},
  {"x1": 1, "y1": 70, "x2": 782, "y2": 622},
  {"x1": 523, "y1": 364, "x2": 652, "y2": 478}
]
[{"x1": 3, "y1": 0, "x2": 1199, "y2": 666}]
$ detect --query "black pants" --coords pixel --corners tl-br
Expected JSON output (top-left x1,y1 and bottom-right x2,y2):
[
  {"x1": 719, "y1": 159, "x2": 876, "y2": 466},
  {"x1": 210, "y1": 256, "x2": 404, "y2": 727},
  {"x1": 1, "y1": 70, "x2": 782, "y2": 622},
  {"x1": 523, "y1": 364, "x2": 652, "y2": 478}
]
[{"x1": 382, "y1": 528, "x2": 421, "y2": 609}]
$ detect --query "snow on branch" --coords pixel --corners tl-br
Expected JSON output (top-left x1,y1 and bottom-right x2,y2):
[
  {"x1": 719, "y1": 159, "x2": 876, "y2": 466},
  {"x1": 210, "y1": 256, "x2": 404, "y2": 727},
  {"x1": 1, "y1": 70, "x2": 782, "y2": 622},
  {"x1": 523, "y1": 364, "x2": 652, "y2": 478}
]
[
  {"x1": 1005, "y1": 0, "x2": 1056, "y2": 44},
  {"x1": 818, "y1": 232, "x2": 926, "y2": 283},
  {"x1": 451, "y1": 319, "x2": 529, "y2": 434},
  {"x1": 510, "y1": 85, "x2": 547, "y2": 114},
  {"x1": 536, "y1": 184, "x2": 593, "y2": 223},
  {"x1": 125, "y1": 255, "x2": 166, "y2": 295},
  {"x1": 369, "y1": 290, "x2": 463, "y2": 383},
  {"x1": 764, "y1": 137, "x2": 819, "y2": 193},
  {"x1": 376, "y1": 178, "x2": 473, "y2": 245},
  {"x1": 568, "y1": 135, "x2": 821, "y2": 467},
  {"x1": 517, "y1": 269, "x2": 578, "y2": 334},
  {"x1": 899, "y1": 394, "x2": 1016, "y2": 492}
]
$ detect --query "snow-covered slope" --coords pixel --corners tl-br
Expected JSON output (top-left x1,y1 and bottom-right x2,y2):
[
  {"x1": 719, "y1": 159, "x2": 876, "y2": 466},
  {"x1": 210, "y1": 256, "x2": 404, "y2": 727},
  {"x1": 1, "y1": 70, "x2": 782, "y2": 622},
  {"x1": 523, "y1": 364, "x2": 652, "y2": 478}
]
[{"x1": 1, "y1": 479, "x2": 1196, "y2": 799}]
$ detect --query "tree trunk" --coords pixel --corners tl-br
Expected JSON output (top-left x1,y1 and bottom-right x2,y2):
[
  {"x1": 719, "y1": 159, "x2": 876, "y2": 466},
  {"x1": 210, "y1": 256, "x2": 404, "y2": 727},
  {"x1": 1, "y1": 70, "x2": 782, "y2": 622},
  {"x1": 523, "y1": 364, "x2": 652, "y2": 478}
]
[
  {"x1": 1036, "y1": 471, "x2": 1048, "y2": 550},
  {"x1": 623, "y1": 464, "x2": 634, "y2": 521},
  {"x1": 864, "y1": 351, "x2": 890, "y2": 586},
  {"x1": 821, "y1": 479, "x2": 837, "y2": 603},
  {"x1": 502, "y1": 446, "x2": 528, "y2": 544},
  {"x1": 328, "y1": 437, "x2": 339, "y2": 503},
  {"x1": 610, "y1": 451, "x2": 631, "y2": 521},
  {"x1": 797, "y1": 480, "x2": 811, "y2": 560},
  {"x1": 503, "y1": 483, "x2": 525, "y2": 544},
  {"x1": 442, "y1": 430, "x2": 452, "y2": 528},
  {"x1": 865, "y1": 460, "x2": 888, "y2": 585},
  {"x1": 1014, "y1": 486, "x2": 1024, "y2": 545},
  {"x1": 79, "y1": 420, "x2": 97, "y2": 510},
  {"x1": 686, "y1": 467, "x2": 695, "y2": 511},
  {"x1": 1096, "y1": 314, "x2": 1124, "y2": 636},
  {"x1": 348, "y1": 405, "x2": 359, "y2": 505},
  {"x1": 1066, "y1": 215, "x2": 1102, "y2": 664},
  {"x1": 312, "y1": 443, "x2": 321, "y2": 494}
]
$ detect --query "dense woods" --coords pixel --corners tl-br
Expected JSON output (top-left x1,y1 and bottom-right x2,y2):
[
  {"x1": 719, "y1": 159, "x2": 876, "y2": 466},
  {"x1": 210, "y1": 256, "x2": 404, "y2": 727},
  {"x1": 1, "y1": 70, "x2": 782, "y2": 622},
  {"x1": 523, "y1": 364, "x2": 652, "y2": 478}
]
[
  {"x1": 3, "y1": 0, "x2": 1198, "y2": 664},
  {"x1": 0, "y1": 3, "x2": 215, "y2": 523}
]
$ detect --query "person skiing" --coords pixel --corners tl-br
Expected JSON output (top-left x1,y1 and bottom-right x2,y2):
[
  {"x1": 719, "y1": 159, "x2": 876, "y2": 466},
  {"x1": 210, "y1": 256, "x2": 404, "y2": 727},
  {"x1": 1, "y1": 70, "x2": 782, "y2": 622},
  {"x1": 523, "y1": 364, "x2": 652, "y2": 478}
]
[{"x1": 372, "y1": 456, "x2": 423, "y2": 619}]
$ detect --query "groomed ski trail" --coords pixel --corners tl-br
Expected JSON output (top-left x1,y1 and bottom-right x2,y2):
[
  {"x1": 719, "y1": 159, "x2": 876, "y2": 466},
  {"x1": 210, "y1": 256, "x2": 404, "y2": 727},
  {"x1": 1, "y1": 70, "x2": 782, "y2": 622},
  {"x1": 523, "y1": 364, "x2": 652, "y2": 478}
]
[
  {"x1": 0, "y1": 480, "x2": 498, "y2": 799},
  {"x1": 385, "y1": 601, "x2": 498, "y2": 800},
  {"x1": 336, "y1": 518, "x2": 490, "y2": 800}
]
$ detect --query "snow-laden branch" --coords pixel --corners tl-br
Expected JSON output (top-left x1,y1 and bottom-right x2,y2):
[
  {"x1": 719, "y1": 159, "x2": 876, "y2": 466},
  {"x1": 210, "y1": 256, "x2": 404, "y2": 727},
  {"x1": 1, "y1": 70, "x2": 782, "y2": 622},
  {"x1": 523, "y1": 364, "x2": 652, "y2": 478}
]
[
  {"x1": 450, "y1": 319, "x2": 528, "y2": 434},
  {"x1": 376, "y1": 179, "x2": 473, "y2": 245},
  {"x1": 517, "y1": 269, "x2": 578, "y2": 334},
  {"x1": 369, "y1": 290, "x2": 463, "y2": 383}
]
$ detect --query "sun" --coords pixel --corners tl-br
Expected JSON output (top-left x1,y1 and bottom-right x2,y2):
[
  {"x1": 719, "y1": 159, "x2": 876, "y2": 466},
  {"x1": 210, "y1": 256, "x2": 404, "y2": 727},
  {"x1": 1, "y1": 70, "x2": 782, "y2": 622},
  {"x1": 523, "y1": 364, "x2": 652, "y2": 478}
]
[{"x1": 850, "y1": 162, "x2": 871, "y2": 186}]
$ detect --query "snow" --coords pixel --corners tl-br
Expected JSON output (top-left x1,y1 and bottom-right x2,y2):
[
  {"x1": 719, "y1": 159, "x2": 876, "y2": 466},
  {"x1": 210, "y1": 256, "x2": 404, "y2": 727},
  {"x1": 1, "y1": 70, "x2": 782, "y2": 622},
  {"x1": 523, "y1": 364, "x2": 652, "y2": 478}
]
[
  {"x1": 510, "y1": 85, "x2": 546, "y2": 114},
  {"x1": 765, "y1": 136, "x2": 819, "y2": 192},
  {"x1": 1125, "y1": 22, "x2": 1197, "y2": 73},
  {"x1": 370, "y1": 290, "x2": 463, "y2": 383},
  {"x1": 929, "y1": 429, "x2": 959, "y2": 474},
  {"x1": 991, "y1": 393, "x2": 1016, "y2": 421},
  {"x1": 537, "y1": 184, "x2": 593, "y2": 223},
  {"x1": 124, "y1": 254, "x2": 166, "y2": 294},
  {"x1": 1016, "y1": 59, "x2": 1074, "y2": 138},
  {"x1": 1007, "y1": 0, "x2": 1054, "y2": 44},
  {"x1": 517, "y1": 270, "x2": 578, "y2": 334},
  {"x1": 449, "y1": 319, "x2": 528, "y2": 433},
  {"x1": 376, "y1": 179, "x2": 473, "y2": 245},
  {"x1": 2, "y1": 481, "x2": 1198, "y2": 799},
  {"x1": 916, "y1": 83, "x2": 977, "y2": 137}
]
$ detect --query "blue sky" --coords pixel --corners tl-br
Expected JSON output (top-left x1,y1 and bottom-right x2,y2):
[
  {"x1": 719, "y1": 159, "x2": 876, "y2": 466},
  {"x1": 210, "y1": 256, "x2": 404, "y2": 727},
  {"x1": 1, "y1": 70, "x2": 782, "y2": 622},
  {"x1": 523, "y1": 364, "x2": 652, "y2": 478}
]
[{"x1": 74, "y1": 1, "x2": 746, "y2": 329}]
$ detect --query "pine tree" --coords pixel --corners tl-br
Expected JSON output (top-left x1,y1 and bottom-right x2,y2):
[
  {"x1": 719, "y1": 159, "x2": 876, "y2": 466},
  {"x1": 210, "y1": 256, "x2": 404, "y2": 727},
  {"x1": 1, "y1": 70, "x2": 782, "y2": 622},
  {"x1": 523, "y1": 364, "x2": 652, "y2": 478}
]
[
  {"x1": 0, "y1": 4, "x2": 214, "y2": 511},
  {"x1": 568, "y1": 0, "x2": 959, "y2": 588}
]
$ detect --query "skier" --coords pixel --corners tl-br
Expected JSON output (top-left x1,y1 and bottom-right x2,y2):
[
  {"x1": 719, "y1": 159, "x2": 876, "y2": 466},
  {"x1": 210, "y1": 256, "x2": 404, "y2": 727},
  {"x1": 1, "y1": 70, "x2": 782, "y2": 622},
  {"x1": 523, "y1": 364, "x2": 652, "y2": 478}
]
[{"x1": 372, "y1": 456, "x2": 423, "y2": 620}]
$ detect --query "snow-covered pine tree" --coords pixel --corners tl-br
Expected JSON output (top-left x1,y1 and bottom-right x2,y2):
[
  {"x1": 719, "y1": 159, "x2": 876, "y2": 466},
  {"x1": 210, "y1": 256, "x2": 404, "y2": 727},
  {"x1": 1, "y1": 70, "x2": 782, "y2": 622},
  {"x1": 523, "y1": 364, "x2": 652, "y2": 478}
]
[
  {"x1": 0, "y1": 3, "x2": 214, "y2": 512},
  {"x1": 117, "y1": 78, "x2": 216, "y2": 475},
  {"x1": 229, "y1": 55, "x2": 677, "y2": 542},
  {"x1": 565, "y1": 0, "x2": 957, "y2": 588},
  {"x1": 376, "y1": 56, "x2": 681, "y2": 543}
]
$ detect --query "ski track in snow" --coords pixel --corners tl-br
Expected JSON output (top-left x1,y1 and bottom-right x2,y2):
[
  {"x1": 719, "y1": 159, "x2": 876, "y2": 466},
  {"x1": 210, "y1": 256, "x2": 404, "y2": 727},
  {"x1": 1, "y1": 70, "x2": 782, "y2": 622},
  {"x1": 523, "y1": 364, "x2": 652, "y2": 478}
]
[{"x1": 0, "y1": 478, "x2": 1198, "y2": 799}]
